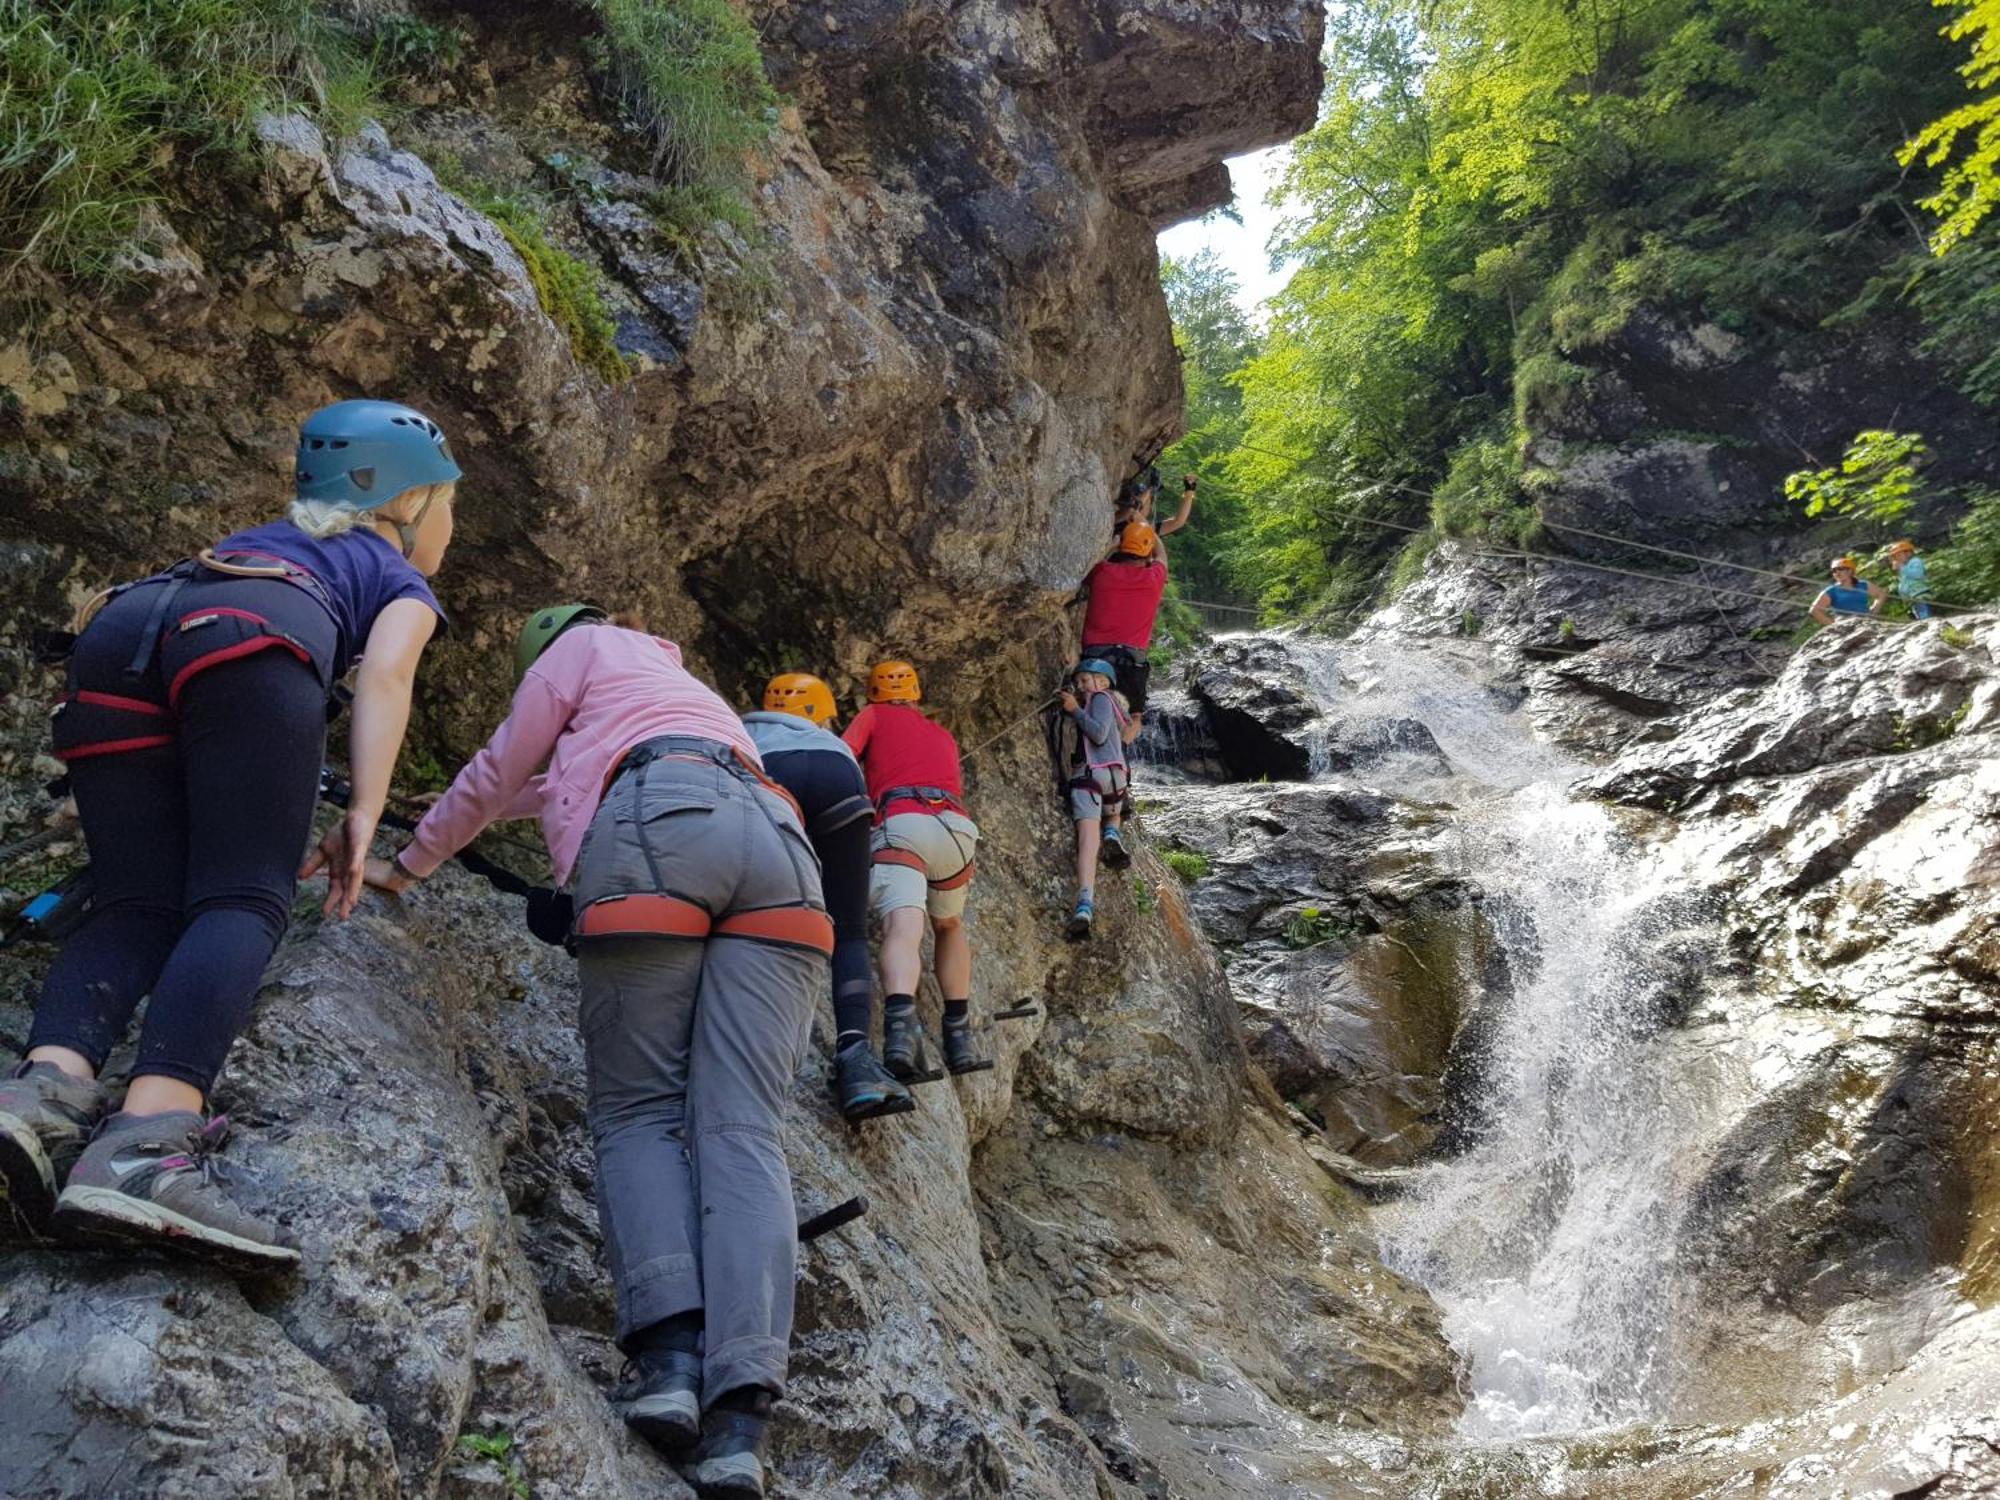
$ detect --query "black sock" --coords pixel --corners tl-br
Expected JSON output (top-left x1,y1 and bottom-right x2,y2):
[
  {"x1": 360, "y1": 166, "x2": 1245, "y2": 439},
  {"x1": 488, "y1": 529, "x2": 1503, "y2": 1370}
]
[
  {"x1": 713, "y1": 1384, "x2": 774, "y2": 1420},
  {"x1": 884, "y1": 993, "x2": 916, "y2": 1018},
  {"x1": 835, "y1": 1030, "x2": 868, "y2": 1055},
  {"x1": 943, "y1": 999, "x2": 970, "y2": 1027},
  {"x1": 632, "y1": 1310, "x2": 702, "y2": 1360}
]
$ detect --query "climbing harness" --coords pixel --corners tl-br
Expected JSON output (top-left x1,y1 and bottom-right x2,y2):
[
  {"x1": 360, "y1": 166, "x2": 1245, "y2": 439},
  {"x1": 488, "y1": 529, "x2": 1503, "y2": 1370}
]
[
  {"x1": 570, "y1": 736, "x2": 833, "y2": 956},
  {"x1": 870, "y1": 785, "x2": 978, "y2": 897},
  {"x1": 51, "y1": 552, "x2": 336, "y2": 765}
]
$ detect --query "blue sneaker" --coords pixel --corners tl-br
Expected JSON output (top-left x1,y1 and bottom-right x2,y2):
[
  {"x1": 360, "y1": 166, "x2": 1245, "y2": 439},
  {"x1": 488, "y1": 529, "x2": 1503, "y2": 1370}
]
[
  {"x1": 1066, "y1": 895, "x2": 1094, "y2": 941},
  {"x1": 1101, "y1": 824, "x2": 1131, "y2": 869}
]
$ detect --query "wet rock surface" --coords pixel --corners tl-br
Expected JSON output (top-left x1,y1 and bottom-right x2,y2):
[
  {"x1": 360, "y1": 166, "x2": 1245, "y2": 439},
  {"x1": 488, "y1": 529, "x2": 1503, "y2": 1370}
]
[{"x1": 1142, "y1": 614, "x2": 2000, "y2": 1494}]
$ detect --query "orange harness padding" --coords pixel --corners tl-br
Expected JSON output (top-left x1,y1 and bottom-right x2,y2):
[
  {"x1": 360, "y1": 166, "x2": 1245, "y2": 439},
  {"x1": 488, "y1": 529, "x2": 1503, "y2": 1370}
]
[
  {"x1": 571, "y1": 890, "x2": 833, "y2": 956},
  {"x1": 572, "y1": 892, "x2": 713, "y2": 941},
  {"x1": 870, "y1": 841, "x2": 976, "y2": 891}
]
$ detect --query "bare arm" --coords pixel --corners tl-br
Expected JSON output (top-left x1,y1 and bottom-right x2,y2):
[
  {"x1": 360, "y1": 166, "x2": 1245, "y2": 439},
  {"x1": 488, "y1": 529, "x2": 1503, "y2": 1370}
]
[
  {"x1": 300, "y1": 598, "x2": 436, "y2": 917},
  {"x1": 1868, "y1": 582, "x2": 1886, "y2": 614},
  {"x1": 1157, "y1": 476, "x2": 1196, "y2": 538},
  {"x1": 1810, "y1": 590, "x2": 1833, "y2": 625}
]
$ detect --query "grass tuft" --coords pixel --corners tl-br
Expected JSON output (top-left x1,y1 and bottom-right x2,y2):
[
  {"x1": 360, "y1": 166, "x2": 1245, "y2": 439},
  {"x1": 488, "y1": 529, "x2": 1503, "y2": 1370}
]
[
  {"x1": 0, "y1": 0, "x2": 374, "y2": 281},
  {"x1": 1163, "y1": 849, "x2": 1210, "y2": 885},
  {"x1": 597, "y1": 0, "x2": 776, "y2": 189}
]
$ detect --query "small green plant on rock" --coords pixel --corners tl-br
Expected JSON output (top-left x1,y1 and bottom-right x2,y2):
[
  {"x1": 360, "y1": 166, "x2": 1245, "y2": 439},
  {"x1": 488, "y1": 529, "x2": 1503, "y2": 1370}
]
[
  {"x1": 1163, "y1": 849, "x2": 1210, "y2": 885},
  {"x1": 1131, "y1": 876, "x2": 1155, "y2": 915},
  {"x1": 1894, "y1": 700, "x2": 1973, "y2": 752},
  {"x1": 1460, "y1": 608, "x2": 1483, "y2": 639},
  {"x1": 367, "y1": 13, "x2": 466, "y2": 74},
  {"x1": 1283, "y1": 906, "x2": 1348, "y2": 949},
  {"x1": 477, "y1": 195, "x2": 629, "y2": 382},
  {"x1": 1943, "y1": 623, "x2": 1978, "y2": 649},
  {"x1": 456, "y1": 1432, "x2": 531, "y2": 1500}
]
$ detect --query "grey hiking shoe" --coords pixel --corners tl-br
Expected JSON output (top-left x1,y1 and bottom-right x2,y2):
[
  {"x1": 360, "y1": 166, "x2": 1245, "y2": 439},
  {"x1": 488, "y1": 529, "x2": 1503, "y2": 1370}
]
[
  {"x1": 620, "y1": 1348, "x2": 702, "y2": 1452},
  {"x1": 687, "y1": 1409, "x2": 767, "y2": 1498},
  {"x1": 54, "y1": 1110, "x2": 300, "y2": 1272},
  {"x1": 881, "y1": 1005, "x2": 929, "y2": 1083},
  {"x1": 0, "y1": 1061, "x2": 111, "y2": 1237}
]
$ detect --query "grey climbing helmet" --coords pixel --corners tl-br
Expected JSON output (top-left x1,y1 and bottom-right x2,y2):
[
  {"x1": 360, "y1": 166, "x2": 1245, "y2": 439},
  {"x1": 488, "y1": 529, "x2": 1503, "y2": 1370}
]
[{"x1": 294, "y1": 400, "x2": 462, "y2": 510}]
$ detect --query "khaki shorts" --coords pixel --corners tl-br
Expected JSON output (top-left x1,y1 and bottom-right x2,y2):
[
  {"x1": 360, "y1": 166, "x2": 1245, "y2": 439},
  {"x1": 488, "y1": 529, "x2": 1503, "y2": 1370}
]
[{"x1": 870, "y1": 809, "x2": 979, "y2": 920}]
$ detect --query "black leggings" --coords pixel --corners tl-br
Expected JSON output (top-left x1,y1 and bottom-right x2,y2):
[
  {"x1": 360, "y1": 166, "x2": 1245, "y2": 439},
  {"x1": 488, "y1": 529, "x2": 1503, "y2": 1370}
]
[
  {"x1": 31, "y1": 579, "x2": 331, "y2": 1096},
  {"x1": 760, "y1": 749, "x2": 872, "y2": 1039}
]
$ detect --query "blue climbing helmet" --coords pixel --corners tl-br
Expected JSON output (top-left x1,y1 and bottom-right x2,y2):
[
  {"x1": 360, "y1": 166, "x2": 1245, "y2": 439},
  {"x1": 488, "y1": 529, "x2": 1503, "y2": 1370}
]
[
  {"x1": 294, "y1": 400, "x2": 461, "y2": 510},
  {"x1": 1077, "y1": 657, "x2": 1118, "y2": 685}
]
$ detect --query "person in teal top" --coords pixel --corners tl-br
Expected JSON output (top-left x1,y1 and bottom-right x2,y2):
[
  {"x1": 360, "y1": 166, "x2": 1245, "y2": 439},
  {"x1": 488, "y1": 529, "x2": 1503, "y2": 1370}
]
[
  {"x1": 1811, "y1": 556, "x2": 1884, "y2": 624},
  {"x1": 1889, "y1": 540, "x2": 1933, "y2": 620}
]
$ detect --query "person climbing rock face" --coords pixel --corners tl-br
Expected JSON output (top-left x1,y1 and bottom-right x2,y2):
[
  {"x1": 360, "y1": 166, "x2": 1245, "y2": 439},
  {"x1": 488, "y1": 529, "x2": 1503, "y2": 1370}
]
[
  {"x1": 1889, "y1": 540, "x2": 1933, "y2": 620},
  {"x1": 367, "y1": 605, "x2": 825, "y2": 1498},
  {"x1": 843, "y1": 661, "x2": 992, "y2": 1082},
  {"x1": 1059, "y1": 658, "x2": 1132, "y2": 940},
  {"x1": 0, "y1": 399, "x2": 458, "y2": 1269},
  {"x1": 744, "y1": 673, "x2": 915, "y2": 1124},
  {"x1": 1810, "y1": 556, "x2": 1884, "y2": 625},
  {"x1": 1111, "y1": 470, "x2": 1197, "y2": 566},
  {"x1": 1078, "y1": 520, "x2": 1170, "y2": 742}
]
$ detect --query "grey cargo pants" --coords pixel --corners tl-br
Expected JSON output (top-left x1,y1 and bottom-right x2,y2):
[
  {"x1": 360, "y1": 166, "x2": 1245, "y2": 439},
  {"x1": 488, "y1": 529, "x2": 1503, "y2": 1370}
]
[{"x1": 571, "y1": 742, "x2": 826, "y2": 1401}]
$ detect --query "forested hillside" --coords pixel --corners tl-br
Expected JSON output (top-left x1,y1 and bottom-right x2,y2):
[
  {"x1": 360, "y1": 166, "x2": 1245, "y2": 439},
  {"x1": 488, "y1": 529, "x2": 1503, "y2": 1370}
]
[{"x1": 1168, "y1": 0, "x2": 2000, "y2": 621}]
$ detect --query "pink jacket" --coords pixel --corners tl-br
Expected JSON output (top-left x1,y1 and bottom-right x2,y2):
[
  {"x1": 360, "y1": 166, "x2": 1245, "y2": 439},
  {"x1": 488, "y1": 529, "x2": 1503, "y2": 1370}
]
[{"x1": 402, "y1": 624, "x2": 761, "y2": 884}]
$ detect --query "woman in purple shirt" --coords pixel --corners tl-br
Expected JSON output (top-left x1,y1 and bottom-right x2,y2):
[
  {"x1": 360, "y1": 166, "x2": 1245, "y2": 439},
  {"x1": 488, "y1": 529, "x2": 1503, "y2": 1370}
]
[{"x1": 0, "y1": 400, "x2": 457, "y2": 1270}]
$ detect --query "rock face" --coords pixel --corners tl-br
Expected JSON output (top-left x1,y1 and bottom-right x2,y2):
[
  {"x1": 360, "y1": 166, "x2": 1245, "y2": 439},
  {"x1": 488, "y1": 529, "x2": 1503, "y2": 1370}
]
[{"x1": 1525, "y1": 308, "x2": 2000, "y2": 556}]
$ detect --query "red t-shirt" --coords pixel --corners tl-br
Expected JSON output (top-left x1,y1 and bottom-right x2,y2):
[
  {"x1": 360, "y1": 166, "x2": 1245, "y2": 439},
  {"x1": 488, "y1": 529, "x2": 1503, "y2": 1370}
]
[
  {"x1": 1081, "y1": 555, "x2": 1169, "y2": 649},
  {"x1": 842, "y1": 703, "x2": 965, "y2": 817}
]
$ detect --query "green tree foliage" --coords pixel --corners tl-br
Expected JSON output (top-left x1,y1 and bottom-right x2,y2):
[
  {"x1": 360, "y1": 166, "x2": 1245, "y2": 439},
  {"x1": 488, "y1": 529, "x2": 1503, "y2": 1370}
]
[
  {"x1": 1904, "y1": 0, "x2": 2000, "y2": 253},
  {"x1": 1784, "y1": 430, "x2": 1929, "y2": 524},
  {"x1": 1193, "y1": 0, "x2": 1974, "y2": 614},
  {"x1": 1157, "y1": 250, "x2": 1258, "y2": 608}
]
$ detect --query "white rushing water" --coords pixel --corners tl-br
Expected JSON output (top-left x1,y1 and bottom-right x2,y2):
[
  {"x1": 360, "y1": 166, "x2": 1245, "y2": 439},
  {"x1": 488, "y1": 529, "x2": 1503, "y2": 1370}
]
[{"x1": 1283, "y1": 635, "x2": 1714, "y2": 1440}]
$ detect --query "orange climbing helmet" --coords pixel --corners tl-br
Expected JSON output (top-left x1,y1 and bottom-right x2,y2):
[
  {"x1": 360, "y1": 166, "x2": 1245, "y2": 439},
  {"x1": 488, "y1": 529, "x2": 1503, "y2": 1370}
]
[
  {"x1": 868, "y1": 660, "x2": 921, "y2": 703},
  {"x1": 1118, "y1": 521, "x2": 1158, "y2": 558},
  {"x1": 764, "y1": 672, "x2": 837, "y2": 725},
  {"x1": 1829, "y1": 556, "x2": 1858, "y2": 575},
  {"x1": 1889, "y1": 539, "x2": 1917, "y2": 558}
]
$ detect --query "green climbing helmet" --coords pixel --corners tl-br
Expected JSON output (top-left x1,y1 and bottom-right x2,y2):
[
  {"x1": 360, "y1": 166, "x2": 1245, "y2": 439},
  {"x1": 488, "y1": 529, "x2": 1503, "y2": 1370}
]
[{"x1": 514, "y1": 603, "x2": 606, "y2": 682}]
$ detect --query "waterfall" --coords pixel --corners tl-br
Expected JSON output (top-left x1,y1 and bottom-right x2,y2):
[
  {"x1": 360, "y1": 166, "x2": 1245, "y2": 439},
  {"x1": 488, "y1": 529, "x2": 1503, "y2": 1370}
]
[{"x1": 1277, "y1": 635, "x2": 1718, "y2": 1439}]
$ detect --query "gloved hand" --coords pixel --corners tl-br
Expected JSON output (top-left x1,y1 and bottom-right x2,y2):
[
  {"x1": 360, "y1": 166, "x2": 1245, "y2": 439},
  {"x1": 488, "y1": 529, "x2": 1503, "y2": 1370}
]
[{"x1": 525, "y1": 887, "x2": 575, "y2": 947}]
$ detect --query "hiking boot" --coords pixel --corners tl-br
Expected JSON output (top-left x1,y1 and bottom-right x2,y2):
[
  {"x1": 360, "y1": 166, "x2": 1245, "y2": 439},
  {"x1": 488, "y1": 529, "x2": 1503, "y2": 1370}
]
[
  {"x1": 687, "y1": 1409, "x2": 767, "y2": 1499},
  {"x1": 0, "y1": 1060, "x2": 110, "y2": 1237},
  {"x1": 54, "y1": 1111, "x2": 300, "y2": 1272},
  {"x1": 881, "y1": 1006, "x2": 929, "y2": 1083},
  {"x1": 1066, "y1": 895, "x2": 1094, "y2": 941},
  {"x1": 942, "y1": 1018, "x2": 991, "y2": 1076},
  {"x1": 834, "y1": 1042, "x2": 915, "y2": 1122},
  {"x1": 1100, "y1": 825, "x2": 1131, "y2": 869},
  {"x1": 620, "y1": 1348, "x2": 702, "y2": 1452}
]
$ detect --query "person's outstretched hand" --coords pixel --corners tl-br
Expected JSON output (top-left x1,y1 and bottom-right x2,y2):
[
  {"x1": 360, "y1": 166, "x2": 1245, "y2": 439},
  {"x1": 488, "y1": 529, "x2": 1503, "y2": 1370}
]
[
  {"x1": 300, "y1": 808, "x2": 379, "y2": 919},
  {"x1": 364, "y1": 856, "x2": 417, "y2": 897},
  {"x1": 1059, "y1": 690, "x2": 1080, "y2": 713}
]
